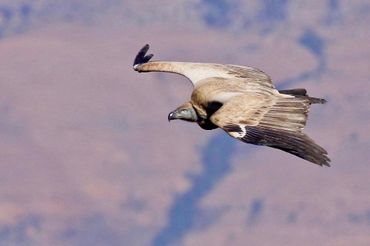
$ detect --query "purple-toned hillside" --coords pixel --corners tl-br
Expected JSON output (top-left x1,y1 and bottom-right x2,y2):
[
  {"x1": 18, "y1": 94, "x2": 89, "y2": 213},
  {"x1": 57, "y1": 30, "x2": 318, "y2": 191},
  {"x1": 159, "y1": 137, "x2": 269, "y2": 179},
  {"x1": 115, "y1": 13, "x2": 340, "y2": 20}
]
[{"x1": 0, "y1": 1, "x2": 369, "y2": 245}]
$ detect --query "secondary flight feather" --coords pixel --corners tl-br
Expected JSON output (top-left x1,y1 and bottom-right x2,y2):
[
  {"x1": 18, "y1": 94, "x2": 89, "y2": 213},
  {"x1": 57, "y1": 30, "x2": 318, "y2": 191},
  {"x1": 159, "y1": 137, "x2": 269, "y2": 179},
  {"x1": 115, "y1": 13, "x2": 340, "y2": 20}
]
[{"x1": 133, "y1": 44, "x2": 330, "y2": 166}]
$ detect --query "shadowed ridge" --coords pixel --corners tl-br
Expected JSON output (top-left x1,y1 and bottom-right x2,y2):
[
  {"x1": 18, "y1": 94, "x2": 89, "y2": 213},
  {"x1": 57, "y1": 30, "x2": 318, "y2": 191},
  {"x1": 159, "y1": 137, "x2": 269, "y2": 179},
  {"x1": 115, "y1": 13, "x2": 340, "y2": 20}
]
[
  {"x1": 133, "y1": 44, "x2": 153, "y2": 70},
  {"x1": 151, "y1": 133, "x2": 236, "y2": 246}
]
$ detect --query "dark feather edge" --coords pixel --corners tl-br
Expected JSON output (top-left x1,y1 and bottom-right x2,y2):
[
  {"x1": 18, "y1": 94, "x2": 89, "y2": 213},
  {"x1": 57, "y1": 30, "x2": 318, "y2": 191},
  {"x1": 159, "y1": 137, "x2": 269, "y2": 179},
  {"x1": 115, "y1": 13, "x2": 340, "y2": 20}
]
[{"x1": 133, "y1": 44, "x2": 153, "y2": 70}]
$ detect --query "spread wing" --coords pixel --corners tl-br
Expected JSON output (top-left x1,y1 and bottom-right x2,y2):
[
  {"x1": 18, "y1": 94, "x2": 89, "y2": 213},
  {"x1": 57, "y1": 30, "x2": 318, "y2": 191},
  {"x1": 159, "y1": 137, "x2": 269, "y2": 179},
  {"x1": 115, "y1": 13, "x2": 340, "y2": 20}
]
[
  {"x1": 133, "y1": 44, "x2": 330, "y2": 166},
  {"x1": 133, "y1": 44, "x2": 273, "y2": 88},
  {"x1": 210, "y1": 93, "x2": 330, "y2": 166}
]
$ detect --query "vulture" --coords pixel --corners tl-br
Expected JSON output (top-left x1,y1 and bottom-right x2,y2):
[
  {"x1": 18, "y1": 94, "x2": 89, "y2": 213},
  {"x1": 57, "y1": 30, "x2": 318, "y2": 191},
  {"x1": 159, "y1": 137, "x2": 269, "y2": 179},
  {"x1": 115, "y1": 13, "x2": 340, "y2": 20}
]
[{"x1": 133, "y1": 44, "x2": 330, "y2": 166}]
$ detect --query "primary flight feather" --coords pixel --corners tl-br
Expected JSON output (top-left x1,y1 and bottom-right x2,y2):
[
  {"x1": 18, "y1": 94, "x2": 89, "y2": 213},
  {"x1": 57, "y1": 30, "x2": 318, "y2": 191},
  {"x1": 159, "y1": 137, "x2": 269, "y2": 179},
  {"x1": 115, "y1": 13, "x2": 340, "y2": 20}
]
[{"x1": 133, "y1": 44, "x2": 330, "y2": 166}]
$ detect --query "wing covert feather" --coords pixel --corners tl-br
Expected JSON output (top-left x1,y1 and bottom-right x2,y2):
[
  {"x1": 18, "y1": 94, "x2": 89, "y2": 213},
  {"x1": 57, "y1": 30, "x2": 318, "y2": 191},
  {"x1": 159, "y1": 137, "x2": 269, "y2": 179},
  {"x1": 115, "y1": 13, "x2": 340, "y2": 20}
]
[
  {"x1": 133, "y1": 44, "x2": 274, "y2": 87},
  {"x1": 210, "y1": 95, "x2": 330, "y2": 166}
]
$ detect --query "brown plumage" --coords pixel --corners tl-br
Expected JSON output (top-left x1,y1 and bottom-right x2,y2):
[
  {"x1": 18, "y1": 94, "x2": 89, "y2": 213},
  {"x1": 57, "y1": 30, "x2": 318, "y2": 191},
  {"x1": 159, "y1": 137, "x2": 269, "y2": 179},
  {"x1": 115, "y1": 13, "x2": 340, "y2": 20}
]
[{"x1": 133, "y1": 44, "x2": 330, "y2": 166}]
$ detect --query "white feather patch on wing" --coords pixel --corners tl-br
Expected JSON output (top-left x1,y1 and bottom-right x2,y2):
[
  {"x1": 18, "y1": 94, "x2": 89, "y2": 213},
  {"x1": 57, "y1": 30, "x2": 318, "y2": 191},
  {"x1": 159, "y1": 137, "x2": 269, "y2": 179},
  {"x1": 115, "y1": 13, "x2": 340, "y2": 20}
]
[{"x1": 227, "y1": 125, "x2": 247, "y2": 139}]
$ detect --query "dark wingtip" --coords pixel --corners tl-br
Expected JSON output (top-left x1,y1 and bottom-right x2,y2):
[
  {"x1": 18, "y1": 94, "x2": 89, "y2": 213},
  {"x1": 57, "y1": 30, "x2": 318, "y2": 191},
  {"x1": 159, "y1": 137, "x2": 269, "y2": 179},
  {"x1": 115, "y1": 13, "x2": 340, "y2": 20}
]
[
  {"x1": 133, "y1": 44, "x2": 154, "y2": 70},
  {"x1": 319, "y1": 156, "x2": 331, "y2": 167},
  {"x1": 324, "y1": 162, "x2": 331, "y2": 167}
]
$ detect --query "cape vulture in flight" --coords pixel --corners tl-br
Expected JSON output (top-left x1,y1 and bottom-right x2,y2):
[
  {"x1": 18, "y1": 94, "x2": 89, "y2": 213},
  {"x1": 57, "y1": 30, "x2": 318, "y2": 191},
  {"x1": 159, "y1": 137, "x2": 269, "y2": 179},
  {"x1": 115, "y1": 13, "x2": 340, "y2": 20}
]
[{"x1": 133, "y1": 44, "x2": 330, "y2": 166}]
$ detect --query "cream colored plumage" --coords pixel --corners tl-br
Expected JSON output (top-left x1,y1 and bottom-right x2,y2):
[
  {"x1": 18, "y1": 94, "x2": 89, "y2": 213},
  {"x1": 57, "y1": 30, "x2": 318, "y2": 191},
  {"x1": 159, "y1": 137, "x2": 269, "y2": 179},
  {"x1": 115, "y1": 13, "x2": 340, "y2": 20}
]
[{"x1": 133, "y1": 44, "x2": 330, "y2": 166}]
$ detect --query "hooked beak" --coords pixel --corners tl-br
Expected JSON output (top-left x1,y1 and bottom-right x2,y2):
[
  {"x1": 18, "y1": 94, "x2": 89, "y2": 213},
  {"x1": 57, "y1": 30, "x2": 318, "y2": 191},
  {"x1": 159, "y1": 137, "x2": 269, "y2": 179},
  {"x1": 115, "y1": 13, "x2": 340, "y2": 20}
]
[{"x1": 168, "y1": 111, "x2": 177, "y2": 122}]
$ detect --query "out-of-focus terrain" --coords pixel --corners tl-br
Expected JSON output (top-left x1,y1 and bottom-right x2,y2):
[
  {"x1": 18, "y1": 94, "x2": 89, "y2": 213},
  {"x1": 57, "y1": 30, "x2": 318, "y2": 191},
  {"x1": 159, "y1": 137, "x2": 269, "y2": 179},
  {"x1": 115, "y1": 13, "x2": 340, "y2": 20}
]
[{"x1": 0, "y1": 1, "x2": 369, "y2": 245}]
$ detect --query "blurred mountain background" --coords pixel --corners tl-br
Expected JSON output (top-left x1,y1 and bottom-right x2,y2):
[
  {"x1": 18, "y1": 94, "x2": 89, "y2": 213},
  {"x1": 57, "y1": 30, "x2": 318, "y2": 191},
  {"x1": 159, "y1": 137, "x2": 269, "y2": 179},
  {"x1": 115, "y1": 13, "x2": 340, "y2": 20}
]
[{"x1": 0, "y1": 0, "x2": 370, "y2": 245}]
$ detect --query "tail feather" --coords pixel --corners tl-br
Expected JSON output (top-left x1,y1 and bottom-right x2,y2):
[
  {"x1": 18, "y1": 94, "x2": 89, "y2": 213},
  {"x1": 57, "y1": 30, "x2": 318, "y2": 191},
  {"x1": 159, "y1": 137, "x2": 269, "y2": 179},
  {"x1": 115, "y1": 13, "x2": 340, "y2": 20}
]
[
  {"x1": 279, "y1": 88, "x2": 327, "y2": 104},
  {"x1": 307, "y1": 96, "x2": 327, "y2": 104}
]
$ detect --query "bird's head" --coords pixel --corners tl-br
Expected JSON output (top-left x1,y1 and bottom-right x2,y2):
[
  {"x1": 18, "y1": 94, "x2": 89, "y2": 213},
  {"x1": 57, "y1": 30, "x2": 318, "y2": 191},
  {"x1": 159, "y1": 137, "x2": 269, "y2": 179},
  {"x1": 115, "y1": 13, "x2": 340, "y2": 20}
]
[{"x1": 168, "y1": 102, "x2": 198, "y2": 122}]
